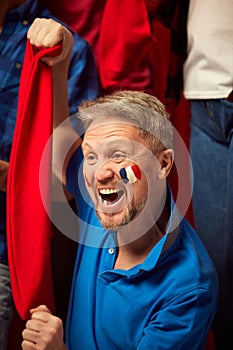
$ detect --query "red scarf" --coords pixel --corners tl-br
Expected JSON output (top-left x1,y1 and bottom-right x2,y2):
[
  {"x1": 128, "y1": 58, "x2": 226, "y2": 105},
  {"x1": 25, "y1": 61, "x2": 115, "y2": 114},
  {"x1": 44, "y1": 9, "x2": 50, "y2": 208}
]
[{"x1": 7, "y1": 40, "x2": 61, "y2": 320}]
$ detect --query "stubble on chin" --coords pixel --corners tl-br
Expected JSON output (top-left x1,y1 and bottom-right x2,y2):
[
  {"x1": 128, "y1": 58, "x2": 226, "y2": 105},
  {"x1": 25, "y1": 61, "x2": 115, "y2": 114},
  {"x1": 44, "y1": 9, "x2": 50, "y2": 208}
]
[{"x1": 95, "y1": 200, "x2": 146, "y2": 231}]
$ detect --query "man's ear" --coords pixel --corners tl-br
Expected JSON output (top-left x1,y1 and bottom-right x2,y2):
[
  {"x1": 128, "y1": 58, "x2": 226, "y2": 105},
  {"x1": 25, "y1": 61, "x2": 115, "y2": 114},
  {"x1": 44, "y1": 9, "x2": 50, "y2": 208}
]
[{"x1": 157, "y1": 149, "x2": 174, "y2": 179}]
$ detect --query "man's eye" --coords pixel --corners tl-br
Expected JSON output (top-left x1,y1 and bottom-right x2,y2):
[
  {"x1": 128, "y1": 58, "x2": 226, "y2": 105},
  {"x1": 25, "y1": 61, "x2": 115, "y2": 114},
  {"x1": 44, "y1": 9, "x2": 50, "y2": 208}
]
[
  {"x1": 111, "y1": 152, "x2": 126, "y2": 162},
  {"x1": 85, "y1": 153, "x2": 97, "y2": 165}
]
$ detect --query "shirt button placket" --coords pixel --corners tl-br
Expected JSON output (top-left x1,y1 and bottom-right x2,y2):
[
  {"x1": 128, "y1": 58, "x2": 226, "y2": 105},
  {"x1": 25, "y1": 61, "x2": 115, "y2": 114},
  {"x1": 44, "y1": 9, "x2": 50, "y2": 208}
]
[{"x1": 108, "y1": 248, "x2": 115, "y2": 255}]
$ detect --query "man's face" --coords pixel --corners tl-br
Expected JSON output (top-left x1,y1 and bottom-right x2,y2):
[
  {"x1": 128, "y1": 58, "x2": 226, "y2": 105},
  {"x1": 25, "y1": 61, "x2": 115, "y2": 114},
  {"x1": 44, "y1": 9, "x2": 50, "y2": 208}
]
[{"x1": 82, "y1": 119, "x2": 162, "y2": 231}]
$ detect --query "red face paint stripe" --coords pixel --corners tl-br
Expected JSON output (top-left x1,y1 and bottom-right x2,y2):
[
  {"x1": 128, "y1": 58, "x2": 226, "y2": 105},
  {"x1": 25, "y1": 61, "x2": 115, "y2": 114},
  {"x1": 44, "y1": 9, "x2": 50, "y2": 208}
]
[{"x1": 131, "y1": 164, "x2": 141, "y2": 180}]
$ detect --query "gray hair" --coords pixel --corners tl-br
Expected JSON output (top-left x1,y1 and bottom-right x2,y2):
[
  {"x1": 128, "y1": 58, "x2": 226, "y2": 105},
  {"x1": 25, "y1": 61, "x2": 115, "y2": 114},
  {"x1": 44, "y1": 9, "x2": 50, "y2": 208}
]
[{"x1": 77, "y1": 90, "x2": 173, "y2": 154}]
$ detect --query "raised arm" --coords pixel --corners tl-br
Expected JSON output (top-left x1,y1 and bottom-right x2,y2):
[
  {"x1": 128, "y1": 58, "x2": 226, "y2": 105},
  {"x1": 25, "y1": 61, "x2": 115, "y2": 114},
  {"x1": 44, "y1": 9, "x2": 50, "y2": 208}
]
[
  {"x1": 21, "y1": 19, "x2": 75, "y2": 349},
  {"x1": 27, "y1": 18, "x2": 81, "y2": 186},
  {"x1": 27, "y1": 18, "x2": 74, "y2": 128}
]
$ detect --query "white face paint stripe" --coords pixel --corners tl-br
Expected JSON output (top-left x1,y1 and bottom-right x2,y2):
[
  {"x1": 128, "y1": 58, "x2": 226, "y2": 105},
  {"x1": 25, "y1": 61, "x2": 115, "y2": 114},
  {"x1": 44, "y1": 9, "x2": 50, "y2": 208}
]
[{"x1": 125, "y1": 166, "x2": 137, "y2": 183}]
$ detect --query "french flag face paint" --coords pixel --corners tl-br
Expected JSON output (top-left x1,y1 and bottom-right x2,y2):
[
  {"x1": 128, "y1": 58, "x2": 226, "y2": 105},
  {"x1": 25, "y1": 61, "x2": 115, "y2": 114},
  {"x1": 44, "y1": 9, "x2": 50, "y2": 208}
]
[{"x1": 119, "y1": 164, "x2": 141, "y2": 184}]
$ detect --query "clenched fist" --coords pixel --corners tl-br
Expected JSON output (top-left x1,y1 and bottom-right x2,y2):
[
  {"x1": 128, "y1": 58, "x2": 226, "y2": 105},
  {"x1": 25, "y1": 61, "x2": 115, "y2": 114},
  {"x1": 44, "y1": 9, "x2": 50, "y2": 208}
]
[
  {"x1": 27, "y1": 18, "x2": 74, "y2": 66},
  {"x1": 22, "y1": 305, "x2": 67, "y2": 350}
]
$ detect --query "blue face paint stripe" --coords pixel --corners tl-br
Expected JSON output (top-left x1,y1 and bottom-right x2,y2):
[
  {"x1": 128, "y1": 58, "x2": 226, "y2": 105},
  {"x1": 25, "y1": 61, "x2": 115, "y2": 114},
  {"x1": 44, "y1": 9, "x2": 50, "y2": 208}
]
[{"x1": 119, "y1": 167, "x2": 129, "y2": 183}]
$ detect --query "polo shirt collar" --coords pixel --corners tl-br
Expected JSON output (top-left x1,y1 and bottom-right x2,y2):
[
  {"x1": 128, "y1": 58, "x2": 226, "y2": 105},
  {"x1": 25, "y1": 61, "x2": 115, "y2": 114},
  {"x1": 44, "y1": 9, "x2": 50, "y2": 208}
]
[
  {"x1": 105, "y1": 188, "x2": 182, "y2": 279},
  {"x1": 129, "y1": 190, "x2": 181, "y2": 276}
]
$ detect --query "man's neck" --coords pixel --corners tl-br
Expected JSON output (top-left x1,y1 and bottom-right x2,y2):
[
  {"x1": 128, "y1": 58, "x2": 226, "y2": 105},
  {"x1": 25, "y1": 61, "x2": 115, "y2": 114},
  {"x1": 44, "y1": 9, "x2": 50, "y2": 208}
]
[
  {"x1": 0, "y1": 0, "x2": 27, "y2": 32},
  {"x1": 114, "y1": 224, "x2": 164, "y2": 270},
  {"x1": 114, "y1": 192, "x2": 171, "y2": 271}
]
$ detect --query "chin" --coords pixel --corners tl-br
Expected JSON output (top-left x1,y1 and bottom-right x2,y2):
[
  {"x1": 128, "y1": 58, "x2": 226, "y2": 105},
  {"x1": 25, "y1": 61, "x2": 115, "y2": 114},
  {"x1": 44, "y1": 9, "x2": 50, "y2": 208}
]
[
  {"x1": 96, "y1": 212, "x2": 123, "y2": 231},
  {"x1": 96, "y1": 206, "x2": 139, "y2": 231}
]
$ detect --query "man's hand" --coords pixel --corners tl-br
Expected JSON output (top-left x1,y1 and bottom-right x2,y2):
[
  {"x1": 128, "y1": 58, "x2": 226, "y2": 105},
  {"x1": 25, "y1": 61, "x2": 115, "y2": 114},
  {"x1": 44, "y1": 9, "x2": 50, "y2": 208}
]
[
  {"x1": 22, "y1": 305, "x2": 67, "y2": 350},
  {"x1": 27, "y1": 18, "x2": 74, "y2": 66},
  {"x1": 0, "y1": 160, "x2": 9, "y2": 192}
]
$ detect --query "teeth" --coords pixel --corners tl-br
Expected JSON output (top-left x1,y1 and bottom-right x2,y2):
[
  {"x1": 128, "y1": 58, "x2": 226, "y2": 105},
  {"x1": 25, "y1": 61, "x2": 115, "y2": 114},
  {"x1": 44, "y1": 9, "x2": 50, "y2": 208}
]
[{"x1": 99, "y1": 188, "x2": 119, "y2": 195}]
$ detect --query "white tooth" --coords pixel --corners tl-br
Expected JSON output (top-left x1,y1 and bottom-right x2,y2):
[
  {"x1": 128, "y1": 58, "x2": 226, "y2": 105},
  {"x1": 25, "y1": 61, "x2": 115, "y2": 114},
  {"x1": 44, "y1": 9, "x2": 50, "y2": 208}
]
[{"x1": 100, "y1": 188, "x2": 118, "y2": 194}]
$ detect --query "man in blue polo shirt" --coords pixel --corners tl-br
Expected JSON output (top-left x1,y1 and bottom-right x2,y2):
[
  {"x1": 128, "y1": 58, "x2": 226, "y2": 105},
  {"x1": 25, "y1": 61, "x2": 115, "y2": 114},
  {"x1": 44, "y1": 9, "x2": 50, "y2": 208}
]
[
  {"x1": 64, "y1": 91, "x2": 219, "y2": 350},
  {"x1": 22, "y1": 21, "x2": 218, "y2": 350}
]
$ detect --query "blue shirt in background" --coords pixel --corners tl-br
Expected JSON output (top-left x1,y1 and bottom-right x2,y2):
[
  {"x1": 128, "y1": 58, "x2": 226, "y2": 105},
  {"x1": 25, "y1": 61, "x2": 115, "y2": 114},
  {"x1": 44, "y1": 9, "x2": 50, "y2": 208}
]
[{"x1": 0, "y1": 0, "x2": 99, "y2": 264}]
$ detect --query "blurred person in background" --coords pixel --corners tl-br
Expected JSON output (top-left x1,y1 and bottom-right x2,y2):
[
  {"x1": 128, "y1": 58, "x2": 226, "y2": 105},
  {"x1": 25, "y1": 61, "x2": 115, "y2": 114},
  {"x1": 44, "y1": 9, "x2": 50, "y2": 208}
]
[{"x1": 147, "y1": 0, "x2": 233, "y2": 348}]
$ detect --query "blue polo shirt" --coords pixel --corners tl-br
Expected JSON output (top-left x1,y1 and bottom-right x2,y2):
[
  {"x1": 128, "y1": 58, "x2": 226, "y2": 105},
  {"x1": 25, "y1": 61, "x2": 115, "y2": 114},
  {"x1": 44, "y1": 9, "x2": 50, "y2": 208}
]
[{"x1": 66, "y1": 151, "x2": 218, "y2": 350}]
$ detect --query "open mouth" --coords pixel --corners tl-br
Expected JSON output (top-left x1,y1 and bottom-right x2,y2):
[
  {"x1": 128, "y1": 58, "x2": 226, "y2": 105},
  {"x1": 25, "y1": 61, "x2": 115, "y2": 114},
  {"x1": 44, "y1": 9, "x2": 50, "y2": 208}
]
[{"x1": 99, "y1": 188, "x2": 124, "y2": 206}]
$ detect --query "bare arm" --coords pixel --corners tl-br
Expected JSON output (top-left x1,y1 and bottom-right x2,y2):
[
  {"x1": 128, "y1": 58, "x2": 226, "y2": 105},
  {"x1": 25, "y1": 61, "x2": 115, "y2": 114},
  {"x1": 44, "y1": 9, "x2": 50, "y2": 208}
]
[
  {"x1": 27, "y1": 18, "x2": 81, "y2": 186},
  {"x1": 21, "y1": 19, "x2": 77, "y2": 349},
  {"x1": 27, "y1": 18, "x2": 73, "y2": 128}
]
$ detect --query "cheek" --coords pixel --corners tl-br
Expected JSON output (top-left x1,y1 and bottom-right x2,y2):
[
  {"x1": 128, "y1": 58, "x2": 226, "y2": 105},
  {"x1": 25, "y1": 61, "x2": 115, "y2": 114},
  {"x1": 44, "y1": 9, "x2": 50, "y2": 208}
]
[
  {"x1": 138, "y1": 174, "x2": 148, "y2": 196},
  {"x1": 83, "y1": 164, "x2": 95, "y2": 189},
  {"x1": 83, "y1": 169, "x2": 97, "y2": 203},
  {"x1": 84, "y1": 173, "x2": 91, "y2": 188}
]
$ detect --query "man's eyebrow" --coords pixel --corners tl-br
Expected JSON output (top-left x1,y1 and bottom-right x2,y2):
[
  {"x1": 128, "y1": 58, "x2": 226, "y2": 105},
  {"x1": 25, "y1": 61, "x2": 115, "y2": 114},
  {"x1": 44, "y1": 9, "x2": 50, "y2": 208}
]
[{"x1": 81, "y1": 142, "x2": 92, "y2": 152}]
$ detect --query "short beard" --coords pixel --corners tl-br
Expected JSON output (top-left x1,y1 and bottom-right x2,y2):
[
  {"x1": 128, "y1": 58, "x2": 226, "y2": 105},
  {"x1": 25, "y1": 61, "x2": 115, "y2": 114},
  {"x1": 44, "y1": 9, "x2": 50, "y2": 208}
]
[{"x1": 95, "y1": 200, "x2": 146, "y2": 231}]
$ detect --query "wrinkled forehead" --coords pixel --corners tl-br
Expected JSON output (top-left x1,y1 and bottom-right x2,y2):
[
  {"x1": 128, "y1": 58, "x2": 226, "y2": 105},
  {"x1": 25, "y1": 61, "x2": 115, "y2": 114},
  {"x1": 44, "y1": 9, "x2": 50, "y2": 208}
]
[
  {"x1": 82, "y1": 118, "x2": 146, "y2": 151},
  {"x1": 82, "y1": 117, "x2": 154, "y2": 162},
  {"x1": 83, "y1": 117, "x2": 143, "y2": 146}
]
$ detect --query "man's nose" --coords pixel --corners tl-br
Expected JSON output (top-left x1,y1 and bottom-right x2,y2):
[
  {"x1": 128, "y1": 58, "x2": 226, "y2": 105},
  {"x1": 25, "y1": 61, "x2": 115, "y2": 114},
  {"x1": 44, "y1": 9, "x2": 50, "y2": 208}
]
[{"x1": 95, "y1": 161, "x2": 115, "y2": 182}]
